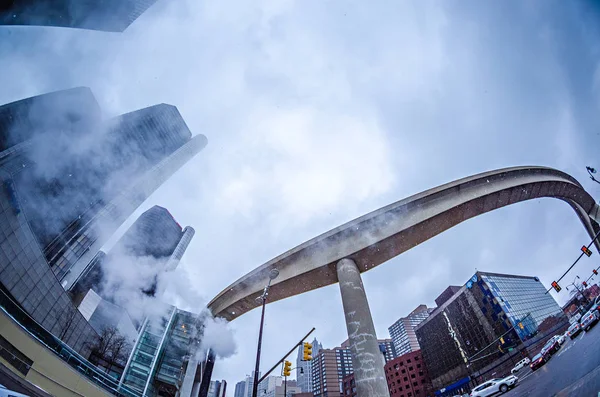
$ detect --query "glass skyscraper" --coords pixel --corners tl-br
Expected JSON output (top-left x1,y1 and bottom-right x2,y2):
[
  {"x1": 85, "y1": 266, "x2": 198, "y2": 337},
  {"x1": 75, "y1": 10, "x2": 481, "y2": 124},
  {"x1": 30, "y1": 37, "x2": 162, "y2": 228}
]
[
  {"x1": 415, "y1": 271, "x2": 567, "y2": 395},
  {"x1": 119, "y1": 305, "x2": 208, "y2": 397},
  {"x1": 0, "y1": 0, "x2": 158, "y2": 32},
  {"x1": 71, "y1": 205, "x2": 195, "y2": 302},
  {"x1": 0, "y1": 88, "x2": 206, "y2": 357}
]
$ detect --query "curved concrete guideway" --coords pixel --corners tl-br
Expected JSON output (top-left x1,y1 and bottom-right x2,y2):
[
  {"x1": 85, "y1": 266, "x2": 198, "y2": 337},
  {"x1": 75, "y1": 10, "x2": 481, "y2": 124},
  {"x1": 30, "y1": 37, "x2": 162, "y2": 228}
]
[{"x1": 208, "y1": 166, "x2": 600, "y2": 321}]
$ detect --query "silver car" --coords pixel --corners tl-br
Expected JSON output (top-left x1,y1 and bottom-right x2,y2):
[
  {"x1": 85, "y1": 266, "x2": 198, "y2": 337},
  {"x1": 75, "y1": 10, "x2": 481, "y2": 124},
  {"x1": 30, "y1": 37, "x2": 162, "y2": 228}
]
[{"x1": 581, "y1": 310, "x2": 599, "y2": 332}]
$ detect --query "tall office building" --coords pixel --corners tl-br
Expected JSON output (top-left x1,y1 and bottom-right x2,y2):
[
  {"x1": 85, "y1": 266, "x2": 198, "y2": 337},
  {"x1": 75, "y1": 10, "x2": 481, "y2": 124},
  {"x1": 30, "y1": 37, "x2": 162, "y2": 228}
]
[
  {"x1": 296, "y1": 337, "x2": 322, "y2": 392},
  {"x1": 208, "y1": 380, "x2": 227, "y2": 397},
  {"x1": 71, "y1": 205, "x2": 195, "y2": 304},
  {"x1": 0, "y1": 88, "x2": 105, "y2": 356},
  {"x1": 0, "y1": 88, "x2": 206, "y2": 357},
  {"x1": 311, "y1": 348, "x2": 344, "y2": 397},
  {"x1": 234, "y1": 380, "x2": 246, "y2": 397},
  {"x1": 311, "y1": 339, "x2": 396, "y2": 397},
  {"x1": 0, "y1": 0, "x2": 158, "y2": 32},
  {"x1": 340, "y1": 339, "x2": 396, "y2": 362},
  {"x1": 415, "y1": 272, "x2": 567, "y2": 395},
  {"x1": 388, "y1": 304, "x2": 434, "y2": 357}
]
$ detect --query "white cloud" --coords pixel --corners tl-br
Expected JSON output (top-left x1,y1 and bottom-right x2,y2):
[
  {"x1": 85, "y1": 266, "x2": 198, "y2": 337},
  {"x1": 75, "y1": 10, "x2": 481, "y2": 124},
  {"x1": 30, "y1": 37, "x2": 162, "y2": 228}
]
[
  {"x1": 1, "y1": 0, "x2": 600, "y2": 389},
  {"x1": 216, "y1": 105, "x2": 394, "y2": 225}
]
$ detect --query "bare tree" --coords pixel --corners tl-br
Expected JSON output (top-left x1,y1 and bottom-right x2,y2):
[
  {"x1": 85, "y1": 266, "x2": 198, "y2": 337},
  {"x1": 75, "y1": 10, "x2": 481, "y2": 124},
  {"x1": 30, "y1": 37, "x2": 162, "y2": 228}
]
[
  {"x1": 89, "y1": 326, "x2": 132, "y2": 373},
  {"x1": 58, "y1": 307, "x2": 79, "y2": 341}
]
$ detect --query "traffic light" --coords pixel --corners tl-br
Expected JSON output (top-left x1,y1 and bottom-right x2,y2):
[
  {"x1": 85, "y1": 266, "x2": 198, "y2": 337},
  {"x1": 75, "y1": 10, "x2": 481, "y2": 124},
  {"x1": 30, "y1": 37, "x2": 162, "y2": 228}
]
[
  {"x1": 283, "y1": 360, "x2": 292, "y2": 377},
  {"x1": 499, "y1": 336, "x2": 505, "y2": 345},
  {"x1": 303, "y1": 342, "x2": 313, "y2": 361},
  {"x1": 582, "y1": 246, "x2": 593, "y2": 257},
  {"x1": 593, "y1": 269, "x2": 598, "y2": 276},
  {"x1": 551, "y1": 281, "x2": 561, "y2": 292},
  {"x1": 518, "y1": 322, "x2": 524, "y2": 330},
  {"x1": 583, "y1": 281, "x2": 588, "y2": 288}
]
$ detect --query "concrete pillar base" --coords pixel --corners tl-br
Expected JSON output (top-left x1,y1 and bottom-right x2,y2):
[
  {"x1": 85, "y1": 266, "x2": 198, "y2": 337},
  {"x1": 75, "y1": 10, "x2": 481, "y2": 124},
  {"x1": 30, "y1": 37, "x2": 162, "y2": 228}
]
[{"x1": 337, "y1": 258, "x2": 389, "y2": 397}]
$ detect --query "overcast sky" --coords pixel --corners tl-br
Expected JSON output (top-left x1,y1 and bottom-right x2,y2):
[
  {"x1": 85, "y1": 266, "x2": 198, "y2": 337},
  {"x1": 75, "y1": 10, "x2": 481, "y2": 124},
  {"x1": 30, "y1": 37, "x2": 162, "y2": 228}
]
[{"x1": 2, "y1": 0, "x2": 600, "y2": 387}]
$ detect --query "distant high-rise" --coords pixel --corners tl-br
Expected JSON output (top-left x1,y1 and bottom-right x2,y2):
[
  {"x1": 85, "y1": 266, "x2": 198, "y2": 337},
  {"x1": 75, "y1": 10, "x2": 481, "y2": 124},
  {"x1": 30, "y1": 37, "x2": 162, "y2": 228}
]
[
  {"x1": 207, "y1": 380, "x2": 227, "y2": 397},
  {"x1": 235, "y1": 372, "x2": 260, "y2": 397},
  {"x1": 0, "y1": 87, "x2": 206, "y2": 356},
  {"x1": 340, "y1": 338, "x2": 397, "y2": 362},
  {"x1": 435, "y1": 285, "x2": 461, "y2": 307},
  {"x1": 296, "y1": 337, "x2": 322, "y2": 392},
  {"x1": 0, "y1": 0, "x2": 158, "y2": 32},
  {"x1": 388, "y1": 304, "x2": 434, "y2": 357},
  {"x1": 311, "y1": 339, "x2": 395, "y2": 397},
  {"x1": 234, "y1": 381, "x2": 246, "y2": 397},
  {"x1": 71, "y1": 205, "x2": 195, "y2": 303}
]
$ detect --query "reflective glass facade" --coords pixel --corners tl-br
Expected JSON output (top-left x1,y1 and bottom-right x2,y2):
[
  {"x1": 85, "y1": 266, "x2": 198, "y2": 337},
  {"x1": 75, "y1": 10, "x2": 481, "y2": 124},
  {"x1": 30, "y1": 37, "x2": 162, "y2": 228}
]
[
  {"x1": 0, "y1": 88, "x2": 205, "y2": 361},
  {"x1": 0, "y1": 177, "x2": 97, "y2": 357},
  {"x1": 0, "y1": 0, "x2": 158, "y2": 32},
  {"x1": 119, "y1": 306, "x2": 206, "y2": 397},
  {"x1": 480, "y1": 273, "x2": 565, "y2": 340},
  {"x1": 415, "y1": 272, "x2": 567, "y2": 393}
]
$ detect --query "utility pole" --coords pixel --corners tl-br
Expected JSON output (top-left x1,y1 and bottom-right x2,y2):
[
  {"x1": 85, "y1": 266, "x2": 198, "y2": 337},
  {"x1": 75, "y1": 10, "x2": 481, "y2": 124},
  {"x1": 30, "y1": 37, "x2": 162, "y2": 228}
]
[{"x1": 251, "y1": 269, "x2": 280, "y2": 397}]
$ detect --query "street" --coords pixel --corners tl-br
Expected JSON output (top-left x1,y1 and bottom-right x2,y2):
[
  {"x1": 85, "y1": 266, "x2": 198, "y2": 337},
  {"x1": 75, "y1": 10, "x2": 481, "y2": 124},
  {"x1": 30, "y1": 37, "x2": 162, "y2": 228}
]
[{"x1": 503, "y1": 322, "x2": 600, "y2": 397}]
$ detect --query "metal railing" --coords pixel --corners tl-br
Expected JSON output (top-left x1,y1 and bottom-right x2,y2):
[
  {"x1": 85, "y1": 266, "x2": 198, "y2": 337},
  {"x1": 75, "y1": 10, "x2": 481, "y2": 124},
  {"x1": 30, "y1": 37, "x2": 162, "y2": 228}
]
[{"x1": 0, "y1": 287, "x2": 141, "y2": 397}]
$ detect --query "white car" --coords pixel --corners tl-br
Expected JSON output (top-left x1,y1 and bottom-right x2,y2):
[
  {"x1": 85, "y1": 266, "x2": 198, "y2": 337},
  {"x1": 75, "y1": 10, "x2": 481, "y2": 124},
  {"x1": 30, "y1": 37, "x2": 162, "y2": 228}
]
[
  {"x1": 555, "y1": 334, "x2": 566, "y2": 345},
  {"x1": 581, "y1": 310, "x2": 600, "y2": 331},
  {"x1": 510, "y1": 357, "x2": 531, "y2": 374},
  {"x1": 470, "y1": 375, "x2": 518, "y2": 396}
]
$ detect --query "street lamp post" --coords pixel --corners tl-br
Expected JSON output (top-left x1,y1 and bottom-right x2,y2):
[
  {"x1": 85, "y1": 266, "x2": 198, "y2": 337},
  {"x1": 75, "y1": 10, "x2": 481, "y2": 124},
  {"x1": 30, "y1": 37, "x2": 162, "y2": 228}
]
[
  {"x1": 252, "y1": 269, "x2": 279, "y2": 397},
  {"x1": 566, "y1": 276, "x2": 588, "y2": 307},
  {"x1": 586, "y1": 166, "x2": 600, "y2": 185}
]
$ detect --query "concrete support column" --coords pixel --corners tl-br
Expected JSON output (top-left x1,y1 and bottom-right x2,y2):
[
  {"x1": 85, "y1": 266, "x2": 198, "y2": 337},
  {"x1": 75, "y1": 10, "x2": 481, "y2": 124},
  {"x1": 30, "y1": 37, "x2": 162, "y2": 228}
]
[{"x1": 337, "y1": 258, "x2": 389, "y2": 397}]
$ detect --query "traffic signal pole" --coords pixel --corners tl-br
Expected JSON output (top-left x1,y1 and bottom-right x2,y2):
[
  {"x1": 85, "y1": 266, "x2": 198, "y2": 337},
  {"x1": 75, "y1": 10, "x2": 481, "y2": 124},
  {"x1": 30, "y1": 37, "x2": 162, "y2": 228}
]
[
  {"x1": 545, "y1": 228, "x2": 600, "y2": 294},
  {"x1": 257, "y1": 327, "x2": 315, "y2": 385}
]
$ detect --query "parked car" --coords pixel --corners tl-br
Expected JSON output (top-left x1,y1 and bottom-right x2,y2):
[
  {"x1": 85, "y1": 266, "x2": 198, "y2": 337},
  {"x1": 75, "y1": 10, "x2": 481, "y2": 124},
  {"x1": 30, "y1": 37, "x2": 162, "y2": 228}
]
[
  {"x1": 556, "y1": 334, "x2": 566, "y2": 345},
  {"x1": 470, "y1": 375, "x2": 518, "y2": 396},
  {"x1": 568, "y1": 322, "x2": 582, "y2": 339},
  {"x1": 510, "y1": 357, "x2": 531, "y2": 374},
  {"x1": 541, "y1": 337, "x2": 560, "y2": 355},
  {"x1": 589, "y1": 296, "x2": 600, "y2": 314},
  {"x1": 530, "y1": 351, "x2": 550, "y2": 371},
  {"x1": 581, "y1": 310, "x2": 600, "y2": 331}
]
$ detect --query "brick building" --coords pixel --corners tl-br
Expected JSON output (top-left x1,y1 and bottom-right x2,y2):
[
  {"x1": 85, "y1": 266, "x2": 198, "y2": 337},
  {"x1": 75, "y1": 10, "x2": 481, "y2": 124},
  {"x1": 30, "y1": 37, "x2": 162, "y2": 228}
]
[{"x1": 341, "y1": 350, "x2": 433, "y2": 397}]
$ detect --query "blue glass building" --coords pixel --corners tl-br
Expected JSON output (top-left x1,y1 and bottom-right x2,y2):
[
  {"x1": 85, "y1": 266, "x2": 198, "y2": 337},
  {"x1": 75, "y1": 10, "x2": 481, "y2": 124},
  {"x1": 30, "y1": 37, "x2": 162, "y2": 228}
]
[{"x1": 416, "y1": 271, "x2": 567, "y2": 396}]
